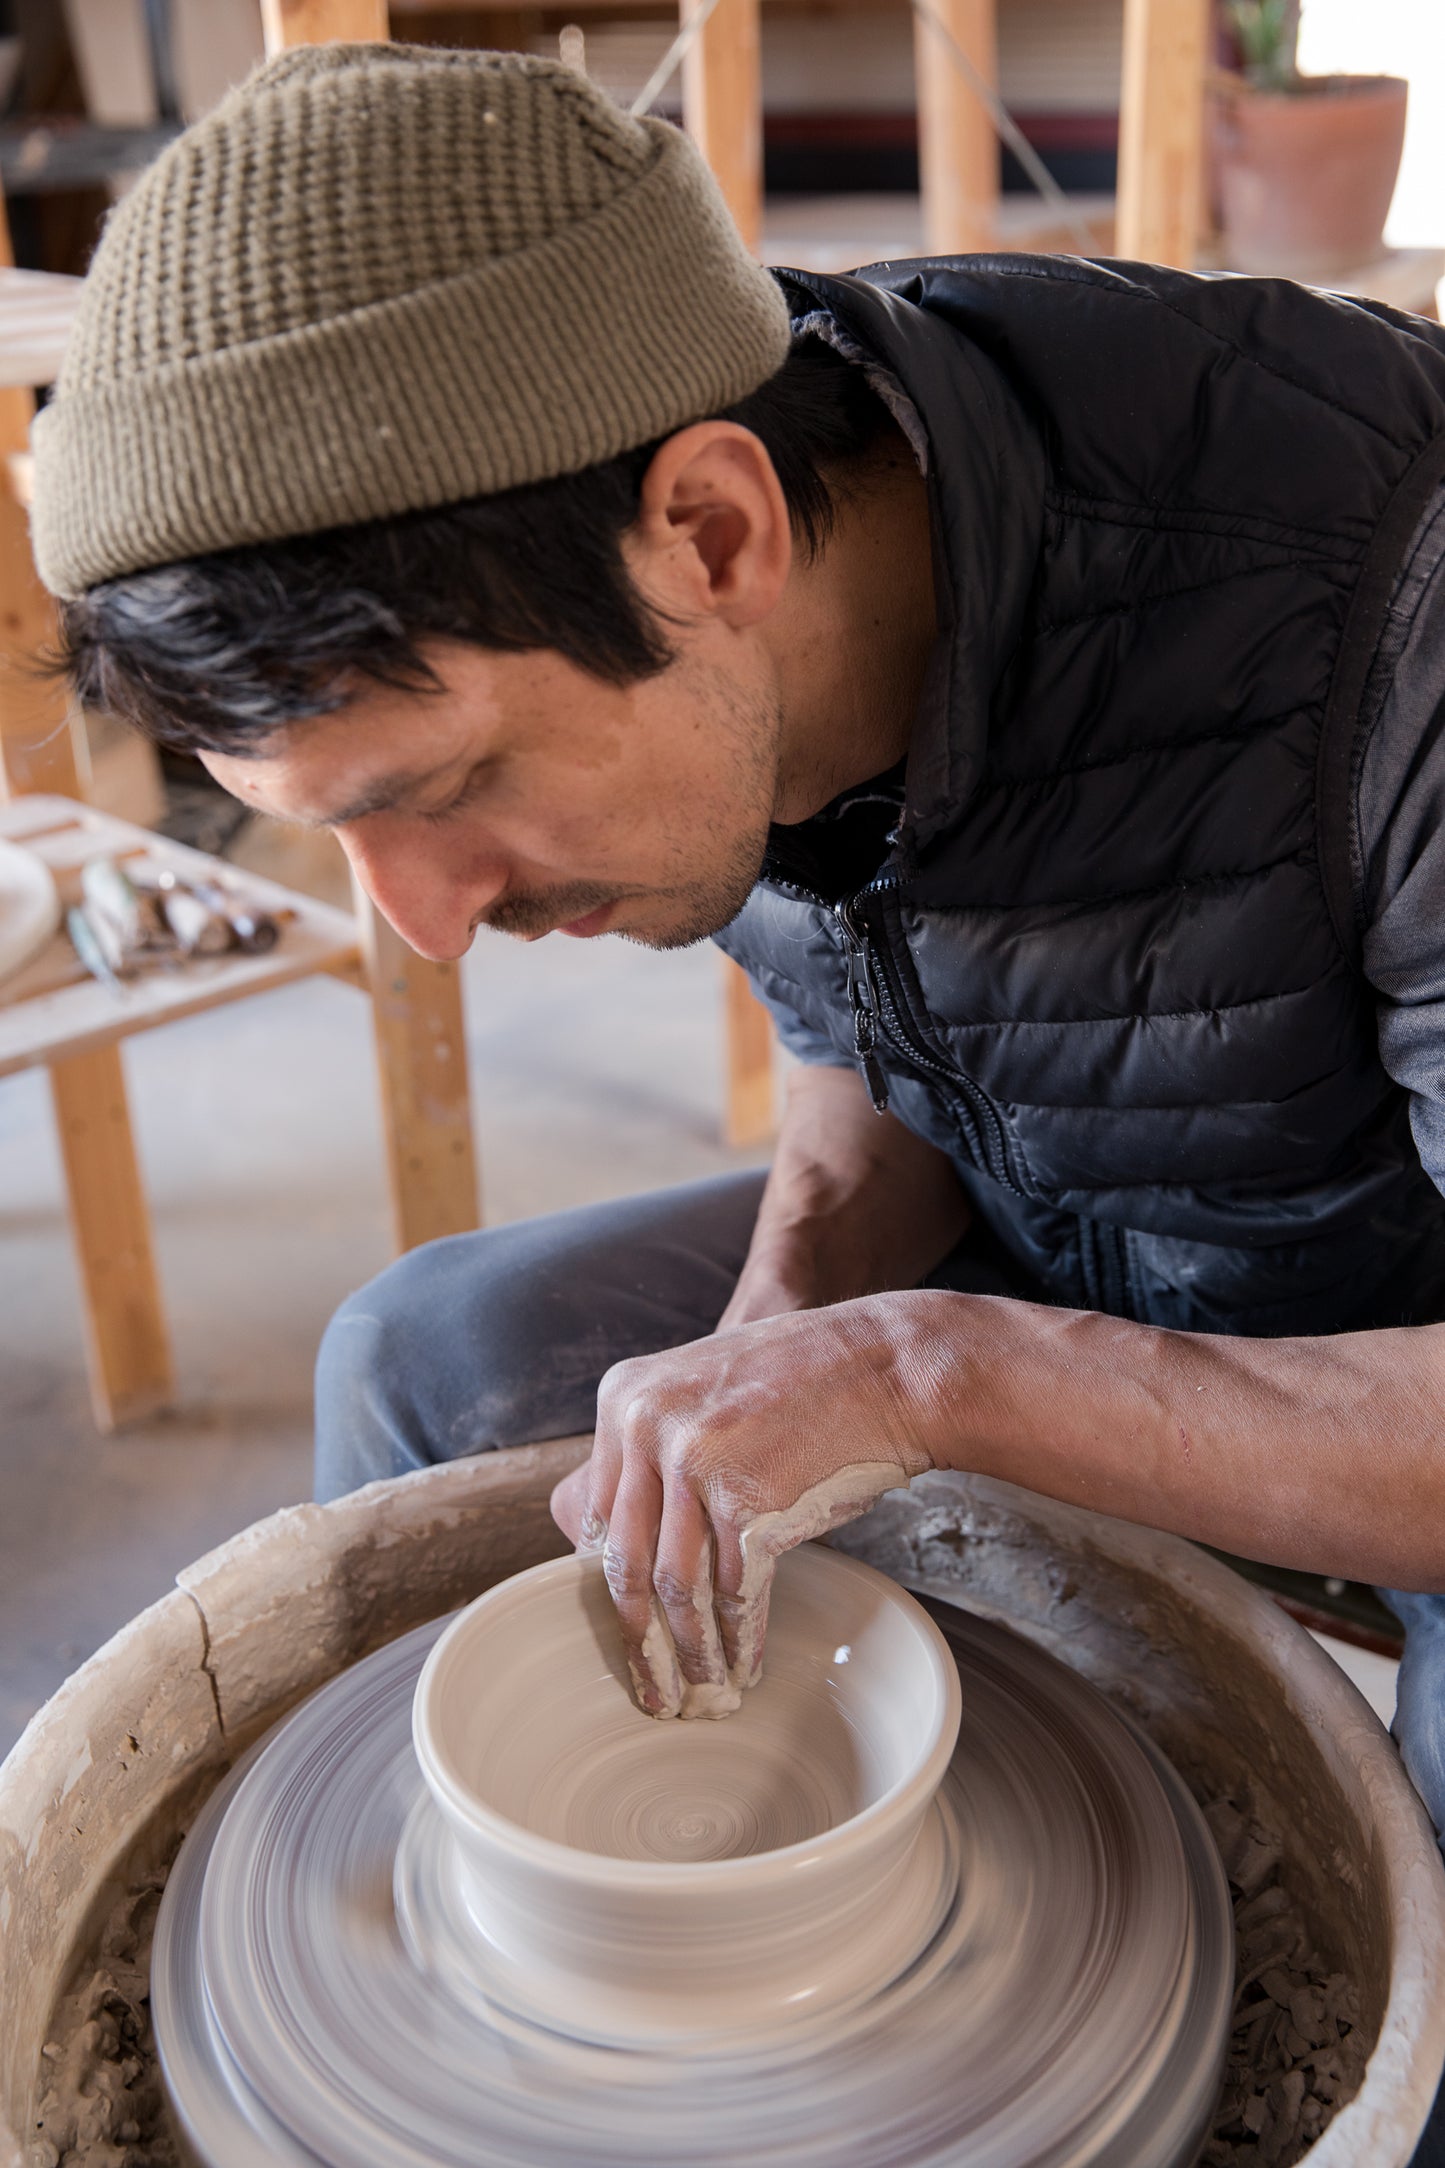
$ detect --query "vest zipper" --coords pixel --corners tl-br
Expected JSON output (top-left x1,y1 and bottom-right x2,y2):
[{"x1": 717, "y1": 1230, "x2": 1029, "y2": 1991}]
[
  {"x1": 834, "y1": 892, "x2": 1023, "y2": 1195},
  {"x1": 834, "y1": 898, "x2": 892, "y2": 1111}
]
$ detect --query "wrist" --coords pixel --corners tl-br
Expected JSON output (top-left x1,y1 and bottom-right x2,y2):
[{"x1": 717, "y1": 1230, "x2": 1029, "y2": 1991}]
[
  {"x1": 875, "y1": 1286, "x2": 1031, "y2": 1474},
  {"x1": 719, "y1": 1258, "x2": 817, "y2": 1330}
]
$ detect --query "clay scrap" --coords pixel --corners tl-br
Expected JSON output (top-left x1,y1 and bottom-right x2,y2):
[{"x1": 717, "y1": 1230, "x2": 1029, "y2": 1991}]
[
  {"x1": 30, "y1": 1860, "x2": 180, "y2": 2168},
  {"x1": 1201, "y1": 1795, "x2": 1365, "y2": 2168}
]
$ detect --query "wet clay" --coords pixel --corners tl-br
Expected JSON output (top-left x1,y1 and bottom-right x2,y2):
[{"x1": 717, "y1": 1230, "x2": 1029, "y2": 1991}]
[
  {"x1": 26, "y1": 1780, "x2": 1356, "y2": 2167},
  {"x1": 616, "y1": 1462, "x2": 911, "y2": 1718},
  {"x1": 29, "y1": 1859, "x2": 180, "y2": 2168},
  {"x1": 9, "y1": 1455, "x2": 1440, "y2": 2167},
  {"x1": 151, "y1": 1601, "x2": 1232, "y2": 2165},
  {"x1": 1202, "y1": 1796, "x2": 1366, "y2": 2168}
]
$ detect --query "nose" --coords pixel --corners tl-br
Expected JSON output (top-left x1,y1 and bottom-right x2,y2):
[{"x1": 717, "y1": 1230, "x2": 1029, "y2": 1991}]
[{"x1": 338, "y1": 825, "x2": 504, "y2": 961}]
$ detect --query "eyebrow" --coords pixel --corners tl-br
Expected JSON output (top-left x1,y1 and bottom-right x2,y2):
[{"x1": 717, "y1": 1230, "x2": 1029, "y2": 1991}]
[{"x1": 291, "y1": 768, "x2": 451, "y2": 831}]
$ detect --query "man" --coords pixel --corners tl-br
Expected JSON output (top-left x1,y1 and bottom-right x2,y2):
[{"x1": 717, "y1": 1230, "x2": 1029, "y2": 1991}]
[{"x1": 37, "y1": 40, "x2": 1445, "y2": 1904}]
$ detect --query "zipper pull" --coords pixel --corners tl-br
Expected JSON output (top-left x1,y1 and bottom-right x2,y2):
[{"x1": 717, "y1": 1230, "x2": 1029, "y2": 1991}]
[{"x1": 837, "y1": 904, "x2": 890, "y2": 1113}]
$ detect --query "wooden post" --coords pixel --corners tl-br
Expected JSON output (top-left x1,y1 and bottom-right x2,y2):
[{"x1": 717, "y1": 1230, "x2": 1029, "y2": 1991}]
[
  {"x1": 260, "y1": 0, "x2": 388, "y2": 49},
  {"x1": 1115, "y1": 0, "x2": 1211, "y2": 267},
  {"x1": 681, "y1": 0, "x2": 763, "y2": 253},
  {"x1": 0, "y1": 193, "x2": 172, "y2": 1428},
  {"x1": 0, "y1": 191, "x2": 87, "y2": 806},
  {"x1": 913, "y1": 0, "x2": 999, "y2": 257},
  {"x1": 269, "y1": 0, "x2": 480, "y2": 1246},
  {"x1": 0, "y1": 388, "x2": 87, "y2": 803},
  {"x1": 679, "y1": 0, "x2": 776, "y2": 1142},
  {"x1": 721, "y1": 952, "x2": 776, "y2": 1146},
  {"x1": 50, "y1": 1045, "x2": 174, "y2": 1430},
  {"x1": 356, "y1": 881, "x2": 481, "y2": 1251}
]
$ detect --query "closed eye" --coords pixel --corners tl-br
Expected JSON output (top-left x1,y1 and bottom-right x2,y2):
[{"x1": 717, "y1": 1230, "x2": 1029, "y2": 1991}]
[{"x1": 416, "y1": 761, "x2": 494, "y2": 825}]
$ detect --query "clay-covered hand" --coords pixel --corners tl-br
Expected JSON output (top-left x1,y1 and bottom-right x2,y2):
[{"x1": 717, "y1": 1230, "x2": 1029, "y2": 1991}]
[{"x1": 549, "y1": 1293, "x2": 944, "y2": 1719}]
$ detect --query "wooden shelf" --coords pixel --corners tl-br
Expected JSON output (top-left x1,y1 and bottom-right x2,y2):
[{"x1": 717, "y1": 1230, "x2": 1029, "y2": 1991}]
[{"x1": 0, "y1": 795, "x2": 360, "y2": 1081}]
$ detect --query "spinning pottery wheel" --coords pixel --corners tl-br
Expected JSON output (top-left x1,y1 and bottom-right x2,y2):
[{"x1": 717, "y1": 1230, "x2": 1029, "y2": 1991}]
[{"x1": 153, "y1": 1547, "x2": 1234, "y2": 2168}]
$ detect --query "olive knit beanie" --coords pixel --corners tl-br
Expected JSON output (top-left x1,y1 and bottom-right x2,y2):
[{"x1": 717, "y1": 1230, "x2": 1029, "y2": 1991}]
[{"x1": 31, "y1": 42, "x2": 793, "y2": 599}]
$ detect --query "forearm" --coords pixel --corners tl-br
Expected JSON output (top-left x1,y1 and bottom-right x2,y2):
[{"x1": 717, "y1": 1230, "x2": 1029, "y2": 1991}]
[
  {"x1": 722, "y1": 1065, "x2": 970, "y2": 1324},
  {"x1": 902, "y1": 1291, "x2": 1445, "y2": 1588}
]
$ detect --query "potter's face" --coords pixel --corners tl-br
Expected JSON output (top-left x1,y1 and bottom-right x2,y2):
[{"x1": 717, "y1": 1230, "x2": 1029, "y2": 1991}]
[
  {"x1": 201, "y1": 633, "x2": 784, "y2": 962},
  {"x1": 201, "y1": 424, "x2": 795, "y2": 960}
]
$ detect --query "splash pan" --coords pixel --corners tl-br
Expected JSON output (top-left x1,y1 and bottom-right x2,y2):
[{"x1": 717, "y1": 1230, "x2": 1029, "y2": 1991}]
[{"x1": 152, "y1": 1576, "x2": 1233, "y2": 2168}]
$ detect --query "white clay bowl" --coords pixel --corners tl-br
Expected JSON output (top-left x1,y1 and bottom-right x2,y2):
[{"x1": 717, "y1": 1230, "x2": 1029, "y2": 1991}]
[{"x1": 409, "y1": 1543, "x2": 962, "y2": 2047}]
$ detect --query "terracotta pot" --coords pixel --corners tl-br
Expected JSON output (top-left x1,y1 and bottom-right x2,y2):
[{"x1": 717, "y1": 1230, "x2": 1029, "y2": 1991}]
[{"x1": 1209, "y1": 74, "x2": 1408, "y2": 278}]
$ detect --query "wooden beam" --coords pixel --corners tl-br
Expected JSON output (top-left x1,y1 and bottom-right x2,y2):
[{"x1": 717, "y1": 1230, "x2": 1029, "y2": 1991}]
[
  {"x1": 1115, "y1": 0, "x2": 1211, "y2": 268},
  {"x1": 914, "y1": 0, "x2": 999, "y2": 257},
  {"x1": 681, "y1": 0, "x2": 763, "y2": 252},
  {"x1": 0, "y1": 403, "x2": 86, "y2": 803},
  {"x1": 49, "y1": 1044, "x2": 174, "y2": 1430},
  {"x1": 260, "y1": 0, "x2": 388, "y2": 51},
  {"x1": 249, "y1": 6, "x2": 483, "y2": 1252},
  {"x1": 0, "y1": 191, "x2": 85, "y2": 803},
  {"x1": 721, "y1": 953, "x2": 776, "y2": 1147},
  {"x1": 678, "y1": 0, "x2": 775, "y2": 1143},
  {"x1": 356, "y1": 884, "x2": 481, "y2": 1251},
  {"x1": 0, "y1": 183, "x2": 170, "y2": 1436}
]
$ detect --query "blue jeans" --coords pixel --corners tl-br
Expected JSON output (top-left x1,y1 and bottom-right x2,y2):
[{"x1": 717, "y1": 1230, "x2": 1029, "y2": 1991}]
[{"x1": 315, "y1": 1174, "x2": 1445, "y2": 2157}]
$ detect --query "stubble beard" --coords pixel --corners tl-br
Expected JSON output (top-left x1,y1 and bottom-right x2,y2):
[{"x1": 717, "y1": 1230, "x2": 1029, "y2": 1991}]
[
  {"x1": 483, "y1": 670, "x2": 782, "y2": 950},
  {"x1": 620, "y1": 669, "x2": 781, "y2": 950}
]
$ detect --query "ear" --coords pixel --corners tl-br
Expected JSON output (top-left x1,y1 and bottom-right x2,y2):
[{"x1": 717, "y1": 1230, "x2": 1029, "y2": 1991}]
[{"x1": 626, "y1": 422, "x2": 792, "y2": 630}]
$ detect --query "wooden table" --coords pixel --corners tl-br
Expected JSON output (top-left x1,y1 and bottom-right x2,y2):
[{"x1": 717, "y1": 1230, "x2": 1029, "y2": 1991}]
[
  {"x1": 1, "y1": 794, "x2": 478, "y2": 1428},
  {"x1": 0, "y1": 795, "x2": 361, "y2": 1074}
]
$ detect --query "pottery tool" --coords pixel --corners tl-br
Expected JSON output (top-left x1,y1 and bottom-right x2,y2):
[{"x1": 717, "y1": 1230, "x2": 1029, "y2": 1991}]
[
  {"x1": 64, "y1": 855, "x2": 292, "y2": 982},
  {"x1": 159, "y1": 885, "x2": 233, "y2": 956},
  {"x1": 80, "y1": 855, "x2": 165, "y2": 954},
  {"x1": 150, "y1": 868, "x2": 287, "y2": 955},
  {"x1": 152, "y1": 1553, "x2": 1234, "y2": 2168},
  {"x1": 185, "y1": 876, "x2": 285, "y2": 953}
]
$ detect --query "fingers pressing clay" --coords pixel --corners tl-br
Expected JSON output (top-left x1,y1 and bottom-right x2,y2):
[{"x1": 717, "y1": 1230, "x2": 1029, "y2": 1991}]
[
  {"x1": 617, "y1": 1462, "x2": 918, "y2": 1721},
  {"x1": 726, "y1": 1462, "x2": 916, "y2": 1690},
  {"x1": 586, "y1": 1312, "x2": 939, "y2": 1720},
  {"x1": 602, "y1": 1462, "x2": 668, "y2": 1714},
  {"x1": 627, "y1": 1487, "x2": 739, "y2": 1721},
  {"x1": 653, "y1": 1486, "x2": 732, "y2": 1708}
]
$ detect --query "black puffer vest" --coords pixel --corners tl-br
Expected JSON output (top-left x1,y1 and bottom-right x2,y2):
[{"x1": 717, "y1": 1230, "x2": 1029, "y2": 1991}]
[{"x1": 715, "y1": 258, "x2": 1445, "y2": 1336}]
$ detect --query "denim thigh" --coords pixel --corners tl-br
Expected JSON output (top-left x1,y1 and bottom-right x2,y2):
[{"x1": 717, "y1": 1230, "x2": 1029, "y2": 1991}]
[{"x1": 313, "y1": 1172, "x2": 770, "y2": 1501}]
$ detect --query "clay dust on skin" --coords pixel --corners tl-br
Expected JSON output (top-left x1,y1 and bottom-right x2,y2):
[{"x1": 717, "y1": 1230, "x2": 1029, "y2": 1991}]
[{"x1": 599, "y1": 1463, "x2": 913, "y2": 1720}]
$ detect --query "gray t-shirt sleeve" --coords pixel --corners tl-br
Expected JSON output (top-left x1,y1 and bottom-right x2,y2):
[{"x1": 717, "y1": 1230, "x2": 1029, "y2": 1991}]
[{"x1": 1358, "y1": 481, "x2": 1445, "y2": 1197}]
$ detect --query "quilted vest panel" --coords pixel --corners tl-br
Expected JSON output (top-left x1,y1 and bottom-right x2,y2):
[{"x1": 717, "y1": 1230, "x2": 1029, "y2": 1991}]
[{"x1": 717, "y1": 259, "x2": 1445, "y2": 1335}]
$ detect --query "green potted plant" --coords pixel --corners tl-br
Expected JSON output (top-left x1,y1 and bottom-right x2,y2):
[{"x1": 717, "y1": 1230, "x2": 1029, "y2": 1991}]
[{"x1": 1209, "y1": 0, "x2": 1408, "y2": 277}]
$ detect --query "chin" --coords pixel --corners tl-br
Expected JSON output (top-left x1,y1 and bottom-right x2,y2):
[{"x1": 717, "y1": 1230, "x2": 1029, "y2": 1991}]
[
  {"x1": 618, "y1": 907, "x2": 737, "y2": 955},
  {"x1": 617, "y1": 922, "x2": 711, "y2": 954}
]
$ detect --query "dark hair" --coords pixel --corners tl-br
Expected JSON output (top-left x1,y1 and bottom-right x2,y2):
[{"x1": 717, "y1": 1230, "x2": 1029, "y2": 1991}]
[{"x1": 57, "y1": 338, "x2": 887, "y2": 756}]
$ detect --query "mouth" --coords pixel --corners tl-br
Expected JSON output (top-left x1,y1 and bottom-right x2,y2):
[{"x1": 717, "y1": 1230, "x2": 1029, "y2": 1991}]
[{"x1": 557, "y1": 900, "x2": 616, "y2": 939}]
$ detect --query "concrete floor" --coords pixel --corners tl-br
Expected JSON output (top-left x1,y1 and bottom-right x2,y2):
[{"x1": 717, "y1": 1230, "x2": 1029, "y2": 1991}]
[{"x1": 0, "y1": 921, "x2": 768, "y2": 1758}]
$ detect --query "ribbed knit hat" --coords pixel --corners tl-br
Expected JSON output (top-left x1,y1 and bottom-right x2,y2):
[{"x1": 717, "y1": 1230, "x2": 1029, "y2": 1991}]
[{"x1": 31, "y1": 42, "x2": 793, "y2": 598}]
